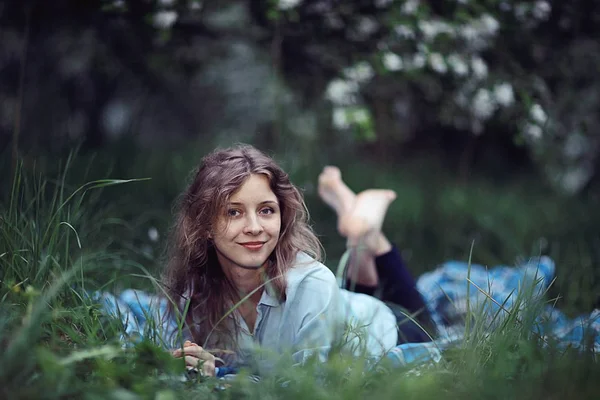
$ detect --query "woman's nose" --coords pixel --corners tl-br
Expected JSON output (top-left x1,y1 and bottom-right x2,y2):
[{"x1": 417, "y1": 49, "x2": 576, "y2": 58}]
[{"x1": 243, "y1": 214, "x2": 263, "y2": 235}]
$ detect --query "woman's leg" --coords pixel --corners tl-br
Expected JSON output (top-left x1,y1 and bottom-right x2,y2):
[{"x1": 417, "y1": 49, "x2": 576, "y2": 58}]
[
  {"x1": 318, "y1": 166, "x2": 385, "y2": 287},
  {"x1": 341, "y1": 190, "x2": 434, "y2": 339},
  {"x1": 372, "y1": 245, "x2": 435, "y2": 342},
  {"x1": 318, "y1": 167, "x2": 435, "y2": 342},
  {"x1": 318, "y1": 166, "x2": 409, "y2": 295}
]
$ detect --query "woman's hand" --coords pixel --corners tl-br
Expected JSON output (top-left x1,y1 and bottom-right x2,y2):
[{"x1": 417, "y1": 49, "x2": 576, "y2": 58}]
[{"x1": 172, "y1": 340, "x2": 216, "y2": 377}]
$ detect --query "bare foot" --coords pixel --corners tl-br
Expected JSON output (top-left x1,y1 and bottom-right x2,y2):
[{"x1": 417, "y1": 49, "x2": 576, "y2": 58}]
[
  {"x1": 318, "y1": 167, "x2": 397, "y2": 288},
  {"x1": 341, "y1": 189, "x2": 397, "y2": 250},
  {"x1": 340, "y1": 189, "x2": 396, "y2": 288},
  {"x1": 318, "y1": 166, "x2": 356, "y2": 235}
]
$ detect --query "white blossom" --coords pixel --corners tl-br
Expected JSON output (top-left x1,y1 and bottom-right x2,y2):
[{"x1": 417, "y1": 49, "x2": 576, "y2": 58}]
[
  {"x1": 153, "y1": 10, "x2": 178, "y2": 29},
  {"x1": 325, "y1": 14, "x2": 344, "y2": 29},
  {"x1": 401, "y1": 0, "x2": 420, "y2": 15},
  {"x1": 524, "y1": 123, "x2": 543, "y2": 140},
  {"x1": 428, "y1": 52, "x2": 447, "y2": 74},
  {"x1": 563, "y1": 133, "x2": 586, "y2": 160},
  {"x1": 278, "y1": 0, "x2": 302, "y2": 10},
  {"x1": 374, "y1": 0, "x2": 393, "y2": 7},
  {"x1": 472, "y1": 88, "x2": 496, "y2": 120},
  {"x1": 478, "y1": 14, "x2": 500, "y2": 36},
  {"x1": 530, "y1": 104, "x2": 547, "y2": 124},
  {"x1": 460, "y1": 25, "x2": 478, "y2": 42},
  {"x1": 493, "y1": 82, "x2": 515, "y2": 107},
  {"x1": 447, "y1": 53, "x2": 468, "y2": 76},
  {"x1": 333, "y1": 107, "x2": 350, "y2": 129},
  {"x1": 103, "y1": 101, "x2": 130, "y2": 138},
  {"x1": 394, "y1": 24, "x2": 415, "y2": 39},
  {"x1": 326, "y1": 79, "x2": 359, "y2": 105},
  {"x1": 383, "y1": 52, "x2": 404, "y2": 71},
  {"x1": 158, "y1": 0, "x2": 176, "y2": 6},
  {"x1": 418, "y1": 20, "x2": 437, "y2": 40},
  {"x1": 410, "y1": 53, "x2": 427, "y2": 69},
  {"x1": 148, "y1": 227, "x2": 159, "y2": 242},
  {"x1": 533, "y1": 1, "x2": 551, "y2": 20},
  {"x1": 343, "y1": 61, "x2": 375, "y2": 83},
  {"x1": 356, "y1": 16, "x2": 379, "y2": 38},
  {"x1": 470, "y1": 56, "x2": 488, "y2": 79},
  {"x1": 459, "y1": 14, "x2": 500, "y2": 51},
  {"x1": 332, "y1": 107, "x2": 370, "y2": 129},
  {"x1": 559, "y1": 167, "x2": 591, "y2": 194},
  {"x1": 418, "y1": 20, "x2": 455, "y2": 41}
]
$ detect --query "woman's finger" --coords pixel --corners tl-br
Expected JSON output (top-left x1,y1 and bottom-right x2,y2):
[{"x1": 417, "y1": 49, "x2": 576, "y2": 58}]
[
  {"x1": 172, "y1": 343, "x2": 199, "y2": 357},
  {"x1": 183, "y1": 355, "x2": 215, "y2": 377},
  {"x1": 178, "y1": 344, "x2": 215, "y2": 362},
  {"x1": 171, "y1": 340, "x2": 195, "y2": 355},
  {"x1": 184, "y1": 355, "x2": 200, "y2": 368},
  {"x1": 202, "y1": 359, "x2": 216, "y2": 377},
  {"x1": 182, "y1": 345, "x2": 209, "y2": 359}
]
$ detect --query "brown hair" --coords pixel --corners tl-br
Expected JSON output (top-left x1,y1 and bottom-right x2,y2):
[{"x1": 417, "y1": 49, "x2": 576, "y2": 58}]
[{"x1": 162, "y1": 144, "x2": 321, "y2": 350}]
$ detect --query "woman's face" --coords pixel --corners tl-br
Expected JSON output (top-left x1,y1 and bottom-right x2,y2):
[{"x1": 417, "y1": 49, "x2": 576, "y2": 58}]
[{"x1": 212, "y1": 174, "x2": 282, "y2": 272}]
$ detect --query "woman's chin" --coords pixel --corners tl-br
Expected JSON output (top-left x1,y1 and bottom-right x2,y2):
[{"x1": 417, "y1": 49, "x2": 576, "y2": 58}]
[{"x1": 232, "y1": 255, "x2": 268, "y2": 270}]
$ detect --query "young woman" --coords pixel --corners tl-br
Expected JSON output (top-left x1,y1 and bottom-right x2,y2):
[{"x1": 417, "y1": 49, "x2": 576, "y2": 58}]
[
  {"x1": 164, "y1": 145, "x2": 431, "y2": 377},
  {"x1": 163, "y1": 145, "x2": 350, "y2": 376}
]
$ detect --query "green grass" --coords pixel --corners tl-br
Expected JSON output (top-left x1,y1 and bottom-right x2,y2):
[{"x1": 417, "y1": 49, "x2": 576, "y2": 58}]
[{"x1": 1, "y1": 152, "x2": 599, "y2": 399}]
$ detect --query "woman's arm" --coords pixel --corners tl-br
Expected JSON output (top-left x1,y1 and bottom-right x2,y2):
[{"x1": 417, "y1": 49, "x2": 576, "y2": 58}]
[{"x1": 284, "y1": 264, "x2": 344, "y2": 364}]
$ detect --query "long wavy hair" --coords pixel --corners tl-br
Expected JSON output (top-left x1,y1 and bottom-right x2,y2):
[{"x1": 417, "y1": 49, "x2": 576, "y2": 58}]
[{"x1": 162, "y1": 144, "x2": 322, "y2": 351}]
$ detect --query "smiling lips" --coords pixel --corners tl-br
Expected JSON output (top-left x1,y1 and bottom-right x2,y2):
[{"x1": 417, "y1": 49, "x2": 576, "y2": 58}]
[{"x1": 239, "y1": 241, "x2": 265, "y2": 250}]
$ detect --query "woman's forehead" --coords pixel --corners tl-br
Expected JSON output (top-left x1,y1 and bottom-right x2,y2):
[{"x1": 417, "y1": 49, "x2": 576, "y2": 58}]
[{"x1": 228, "y1": 174, "x2": 278, "y2": 204}]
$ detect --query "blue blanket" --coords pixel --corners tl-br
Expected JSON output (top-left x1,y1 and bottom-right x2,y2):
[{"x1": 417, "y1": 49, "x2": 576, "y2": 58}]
[
  {"x1": 387, "y1": 256, "x2": 599, "y2": 366},
  {"x1": 94, "y1": 256, "x2": 599, "y2": 374}
]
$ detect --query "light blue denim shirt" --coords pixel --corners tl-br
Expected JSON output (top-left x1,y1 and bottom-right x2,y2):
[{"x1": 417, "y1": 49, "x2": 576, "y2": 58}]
[{"x1": 172, "y1": 252, "x2": 398, "y2": 369}]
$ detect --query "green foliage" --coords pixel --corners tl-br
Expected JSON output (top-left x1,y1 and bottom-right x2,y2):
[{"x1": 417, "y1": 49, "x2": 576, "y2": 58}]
[
  {"x1": 1, "y1": 151, "x2": 598, "y2": 399},
  {"x1": 0, "y1": 159, "x2": 170, "y2": 398}
]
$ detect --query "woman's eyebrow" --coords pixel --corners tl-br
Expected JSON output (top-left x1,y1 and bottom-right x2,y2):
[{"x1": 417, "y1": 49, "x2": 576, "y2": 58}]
[{"x1": 228, "y1": 200, "x2": 279, "y2": 206}]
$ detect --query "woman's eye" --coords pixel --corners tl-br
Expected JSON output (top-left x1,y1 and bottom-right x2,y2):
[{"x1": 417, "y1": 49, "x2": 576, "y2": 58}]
[
  {"x1": 227, "y1": 209, "x2": 241, "y2": 217},
  {"x1": 260, "y1": 208, "x2": 275, "y2": 215}
]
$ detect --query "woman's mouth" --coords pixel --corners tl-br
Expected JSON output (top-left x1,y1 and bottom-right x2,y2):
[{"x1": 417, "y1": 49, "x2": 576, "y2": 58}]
[{"x1": 240, "y1": 242, "x2": 265, "y2": 250}]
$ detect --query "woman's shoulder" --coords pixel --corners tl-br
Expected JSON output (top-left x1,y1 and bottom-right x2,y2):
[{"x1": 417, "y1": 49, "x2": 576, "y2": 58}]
[{"x1": 284, "y1": 252, "x2": 338, "y2": 296}]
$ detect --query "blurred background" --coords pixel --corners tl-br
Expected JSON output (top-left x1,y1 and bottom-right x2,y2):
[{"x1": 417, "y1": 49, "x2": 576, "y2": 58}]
[{"x1": 1, "y1": 0, "x2": 599, "y2": 312}]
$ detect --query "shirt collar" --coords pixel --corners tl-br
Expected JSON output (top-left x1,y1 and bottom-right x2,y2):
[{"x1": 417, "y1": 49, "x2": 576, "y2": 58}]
[{"x1": 258, "y1": 282, "x2": 282, "y2": 307}]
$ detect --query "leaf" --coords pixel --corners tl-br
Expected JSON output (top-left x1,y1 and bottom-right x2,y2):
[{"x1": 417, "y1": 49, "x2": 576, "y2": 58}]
[{"x1": 58, "y1": 345, "x2": 122, "y2": 366}]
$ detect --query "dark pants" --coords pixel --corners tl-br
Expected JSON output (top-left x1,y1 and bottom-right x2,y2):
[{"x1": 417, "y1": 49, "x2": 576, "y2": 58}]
[{"x1": 345, "y1": 246, "x2": 435, "y2": 344}]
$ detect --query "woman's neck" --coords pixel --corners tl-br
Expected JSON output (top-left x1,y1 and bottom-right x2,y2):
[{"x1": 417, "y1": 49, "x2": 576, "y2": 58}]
[
  {"x1": 229, "y1": 267, "x2": 262, "y2": 292},
  {"x1": 213, "y1": 247, "x2": 270, "y2": 303},
  {"x1": 221, "y1": 266, "x2": 265, "y2": 334}
]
